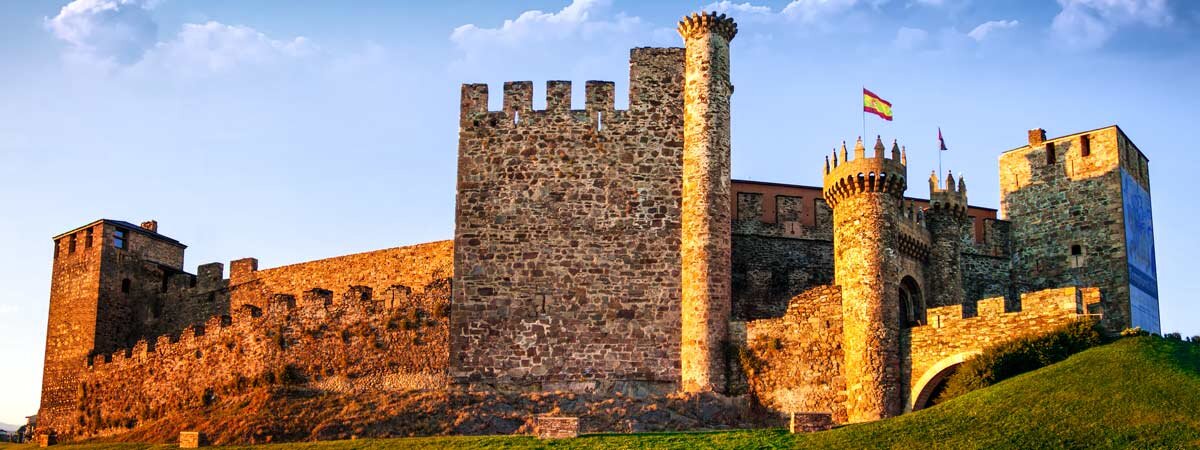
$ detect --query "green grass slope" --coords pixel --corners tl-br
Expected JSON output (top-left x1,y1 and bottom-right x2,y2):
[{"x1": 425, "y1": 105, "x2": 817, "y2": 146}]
[
  {"x1": 3, "y1": 336, "x2": 1197, "y2": 450},
  {"x1": 797, "y1": 336, "x2": 1200, "y2": 449}
]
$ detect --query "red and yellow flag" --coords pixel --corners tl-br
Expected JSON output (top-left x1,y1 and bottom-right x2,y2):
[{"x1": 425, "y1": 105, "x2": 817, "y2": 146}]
[{"x1": 863, "y1": 88, "x2": 893, "y2": 121}]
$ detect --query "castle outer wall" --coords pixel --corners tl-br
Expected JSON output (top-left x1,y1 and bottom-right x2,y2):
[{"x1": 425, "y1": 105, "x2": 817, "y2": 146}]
[{"x1": 450, "y1": 48, "x2": 688, "y2": 392}]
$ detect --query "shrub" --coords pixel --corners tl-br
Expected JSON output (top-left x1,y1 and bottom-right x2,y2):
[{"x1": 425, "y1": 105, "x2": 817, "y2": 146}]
[
  {"x1": 1122, "y1": 327, "x2": 1149, "y2": 337},
  {"x1": 936, "y1": 320, "x2": 1105, "y2": 404},
  {"x1": 1164, "y1": 332, "x2": 1182, "y2": 341}
]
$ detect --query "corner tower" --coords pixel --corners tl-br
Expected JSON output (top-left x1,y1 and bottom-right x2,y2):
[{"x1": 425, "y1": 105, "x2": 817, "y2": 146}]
[
  {"x1": 822, "y1": 136, "x2": 907, "y2": 421},
  {"x1": 925, "y1": 171, "x2": 969, "y2": 308},
  {"x1": 677, "y1": 12, "x2": 736, "y2": 393}
]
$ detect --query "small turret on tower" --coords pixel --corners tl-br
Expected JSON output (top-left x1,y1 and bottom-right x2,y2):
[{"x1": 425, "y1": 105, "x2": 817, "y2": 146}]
[{"x1": 926, "y1": 170, "x2": 970, "y2": 309}]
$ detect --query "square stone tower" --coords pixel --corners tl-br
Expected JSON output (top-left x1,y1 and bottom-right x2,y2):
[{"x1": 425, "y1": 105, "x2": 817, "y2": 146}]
[
  {"x1": 1000, "y1": 126, "x2": 1158, "y2": 332},
  {"x1": 39, "y1": 220, "x2": 186, "y2": 434}
]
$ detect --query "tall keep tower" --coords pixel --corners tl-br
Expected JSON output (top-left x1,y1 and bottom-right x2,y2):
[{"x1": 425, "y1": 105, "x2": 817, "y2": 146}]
[
  {"x1": 822, "y1": 136, "x2": 907, "y2": 421},
  {"x1": 677, "y1": 12, "x2": 736, "y2": 393},
  {"x1": 925, "y1": 171, "x2": 969, "y2": 308}
]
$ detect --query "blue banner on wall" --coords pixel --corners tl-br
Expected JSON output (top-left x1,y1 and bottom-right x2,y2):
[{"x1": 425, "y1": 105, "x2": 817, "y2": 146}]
[{"x1": 1122, "y1": 169, "x2": 1160, "y2": 333}]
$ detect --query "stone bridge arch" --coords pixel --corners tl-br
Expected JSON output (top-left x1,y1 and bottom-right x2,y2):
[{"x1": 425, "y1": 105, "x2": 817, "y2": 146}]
[{"x1": 907, "y1": 351, "x2": 980, "y2": 412}]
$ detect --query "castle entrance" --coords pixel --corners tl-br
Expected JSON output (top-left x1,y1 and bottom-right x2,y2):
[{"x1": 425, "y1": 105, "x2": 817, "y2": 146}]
[
  {"x1": 899, "y1": 276, "x2": 925, "y2": 327},
  {"x1": 909, "y1": 351, "x2": 980, "y2": 411}
]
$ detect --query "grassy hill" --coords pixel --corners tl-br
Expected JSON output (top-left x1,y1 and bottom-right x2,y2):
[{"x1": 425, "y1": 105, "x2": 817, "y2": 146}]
[{"x1": 3, "y1": 336, "x2": 1197, "y2": 449}]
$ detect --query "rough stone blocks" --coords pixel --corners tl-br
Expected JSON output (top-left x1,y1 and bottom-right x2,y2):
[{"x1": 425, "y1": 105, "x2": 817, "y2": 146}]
[
  {"x1": 179, "y1": 431, "x2": 203, "y2": 448},
  {"x1": 535, "y1": 416, "x2": 579, "y2": 439}
]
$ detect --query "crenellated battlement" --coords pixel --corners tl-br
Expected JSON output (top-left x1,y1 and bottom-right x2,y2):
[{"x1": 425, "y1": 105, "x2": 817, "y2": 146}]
[
  {"x1": 928, "y1": 170, "x2": 968, "y2": 216},
  {"x1": 87, "y1": 283, "x2": 434, "y2": 370},
  {"x1": 921, "y1": 286, "x2": 1101, "y2": 329},
  {"x1": 677, "y1": 12, "x2": 738, "y2": 41},
  {"x1": 458, "y1": 48, "x2": 685, "y2": 134},
  {"x1": 823, "y1": 137, "x2": 908, "y2": 208},
  {"x1": 459, "y1": 80, "x2": 626, "y2": 130}
]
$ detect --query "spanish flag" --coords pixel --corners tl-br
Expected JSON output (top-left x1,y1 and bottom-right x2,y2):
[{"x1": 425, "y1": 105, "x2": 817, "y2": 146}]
[{"x1": 863, "y1": 88, "x2": 893, "y2": 121}]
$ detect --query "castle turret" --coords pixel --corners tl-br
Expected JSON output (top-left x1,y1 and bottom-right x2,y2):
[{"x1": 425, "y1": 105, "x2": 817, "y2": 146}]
[
  {"x1": 926, "y1": 171, "x2": 969, "y2": 308},
  {"x1": 677, "y1": 11, "x2": 736, "y2": 393},
  {"x1": 822, "y1": 136, "x2": 907, "y2": 422}
]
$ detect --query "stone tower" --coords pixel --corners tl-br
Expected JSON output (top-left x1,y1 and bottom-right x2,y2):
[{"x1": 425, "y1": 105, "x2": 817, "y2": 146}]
[
  {"x1": 40, "y1": 220, "x2": 186, "y2": 434},
  {"x1": 822, "y1": 136, "x2": 906, "y2": 422},
  {"x1": 677, "y1": 12, "x2": 736, "y2": 393},
  {"x1": 1000, "y1": 126, "x2": 1157, "y2": 332},
  {"x1": 925, "y1": 171, "x2": 968, "y2": 308}
]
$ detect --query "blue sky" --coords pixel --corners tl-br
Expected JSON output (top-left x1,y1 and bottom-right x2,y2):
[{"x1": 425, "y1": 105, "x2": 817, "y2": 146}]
[{"x1": 1, "y1": 0, "x2": 1197, "y2": 426}]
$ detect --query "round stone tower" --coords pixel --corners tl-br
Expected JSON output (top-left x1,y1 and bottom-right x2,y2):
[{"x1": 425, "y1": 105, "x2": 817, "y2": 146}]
[
  {"x1": 925, "y1": 171, "x2": 969, "y2": 308},
  {"x1": 677, "y1": 11, "x2": 736, "y2": 393},
  {"x1": 822, "y1": 136, "x2": 907, "y2": 421}
]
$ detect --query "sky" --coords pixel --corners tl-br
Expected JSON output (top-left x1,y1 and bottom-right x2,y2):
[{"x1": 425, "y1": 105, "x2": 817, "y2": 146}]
[{"x1": 1, "y1": 0, "x2": 1198, "y2": 426}]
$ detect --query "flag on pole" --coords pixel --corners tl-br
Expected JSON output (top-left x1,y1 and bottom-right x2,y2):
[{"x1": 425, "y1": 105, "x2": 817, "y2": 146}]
[
  {"x1": 938, "y1": 127, "x2": 948, "y2": 151},
  {"x1": 863, "y1": 88, "x2": 893, "y2": 121}
]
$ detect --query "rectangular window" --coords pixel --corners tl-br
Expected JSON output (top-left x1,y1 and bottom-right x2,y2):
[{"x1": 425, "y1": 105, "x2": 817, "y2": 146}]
[
  {"x1": 1045, "y1": 142, "x2": 1056, "y2": 165},
  {"x1": 85, "y1": 228, "x2": 94, "y2": 248},
  {"x1": 113, "y1": 228, "x2": 128, "y2": 249},
  {"x1": 54, "y1": 239, "x2": 61, "y2": 259},
  {"x1": 1080, "y1": 135, "x2": 1091, "y2": 157},
  {"x1": 68, "y1": 234, "x2": 77, "y2": 254}
]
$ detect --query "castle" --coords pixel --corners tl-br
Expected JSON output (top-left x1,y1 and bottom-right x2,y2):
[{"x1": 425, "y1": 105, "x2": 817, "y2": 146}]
[{"x1": 38, "y1": 12, "x2": 1159, "y2": 437}]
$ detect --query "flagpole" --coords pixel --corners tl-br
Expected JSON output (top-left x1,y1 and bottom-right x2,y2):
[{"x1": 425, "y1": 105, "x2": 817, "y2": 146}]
[{"x1": 861, "y1": 86, "x2": 866, "y2": 145}]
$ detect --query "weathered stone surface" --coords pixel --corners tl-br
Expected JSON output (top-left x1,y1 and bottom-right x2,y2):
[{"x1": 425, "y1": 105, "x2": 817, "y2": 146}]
[
  {"x1": 534, "y1": 416, "x2": 579, "y2": 439},
  {"x1": 679, "y1": 11, "x2": 735, "y2": 394},
  {"x1": 179, "y1": 431, "x2": 202, "y2": 448}
]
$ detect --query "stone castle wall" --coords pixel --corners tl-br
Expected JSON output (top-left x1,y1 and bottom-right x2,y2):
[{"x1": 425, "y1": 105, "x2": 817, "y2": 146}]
[
  {"x1": 903, "y1": 286, "x2": 1102, "y2": 410},
  {"x1": 229, "y1": 240, "x2": 453, "y2": 312},
  {"x1": 451, "y1": 48, "x2": 688, "y2": 390},
  {"x1": 73, "y1": 280, "x2": 452, "y2": 436},
  {"x1": 737, "y1": 285, "x2": 847, "y2": 422}
]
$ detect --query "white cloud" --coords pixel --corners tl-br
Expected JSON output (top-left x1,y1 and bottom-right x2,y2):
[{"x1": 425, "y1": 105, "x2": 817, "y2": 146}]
[
  {"x1": 45, "y1": 0, "x2": 159, "y2": 64},
  {"x1": 46, "y1": 0, "x2": 314, "y2": 73},
  {"x1": 146, "y1": 21, "x2": 315, "y2": 74},
  {"x1": 968, "y1": 19, "x2": 1019, "y2": 41},
  {"x1": 448, "y1": 0, "x2": 653, "y2": 78},
  {"x1": 705, "y1": 0, "x2": 865, "y2": 24},
  {"x1": 893, "y1": 26, "x2": 929, "y2": 50},
  {"x1": 1051, "y1": 0, "x2": 1172, "y2": 49},
  {"x1": 450, "y1": 0, "x2": 641, "y2": 50}
]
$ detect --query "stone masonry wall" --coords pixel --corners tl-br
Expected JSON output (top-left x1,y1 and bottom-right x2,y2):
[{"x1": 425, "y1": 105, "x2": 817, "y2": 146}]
[
  {"x1": 452, "y1": 48, "x2": 687, "y2": 391},
  {"x1": 1000, "y1": 126, "x2": 1137, "y2": 330},
  {"x1": 229, "y1": 241, "x2": 453, "y2": 312},
  {"x1": 903, "y1": 287, "x2": 1101, "y2": 410},
  {"x1": 739, "y1": 285, "x2": 846, "y2": 422},
  {"x1": 73, "y1": 279, "x2": 452, "y2": 437},
  {"x1": 731, "y1": 236, "x2": 833, "y2": 320}
]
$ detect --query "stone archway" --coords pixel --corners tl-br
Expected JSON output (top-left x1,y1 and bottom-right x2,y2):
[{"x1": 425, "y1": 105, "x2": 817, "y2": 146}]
[
  {"x1": 908, "y1": 351, "x2": 980, "y2": 412},
  {"x1": 899, "y1": 276, "x2": 925, "y2": 327}
]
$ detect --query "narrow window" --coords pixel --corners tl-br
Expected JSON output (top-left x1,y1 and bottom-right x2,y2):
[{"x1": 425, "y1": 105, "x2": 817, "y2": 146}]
[
  {"x1": 85, "y1": 228, "x2": 94, "y2": 248},
  {"x1": 113, "y1": 228, "x2": 128, "y2": 249},
  {"x1": 1070, "y1": 245, "x2": 1085, "y2": 269},
  {"x1": 121, "y1": 278, "x2": 131, "y2": 294},
  {"x1": 68, "y1": 234, "x2": 77, "y2": 254},
  {"x1": 1080, "y1": 135, "x2": 1091, "y2": 157},
  {"x1": 1045, "y1": 142, "x2": 1056, "y2": 165}
]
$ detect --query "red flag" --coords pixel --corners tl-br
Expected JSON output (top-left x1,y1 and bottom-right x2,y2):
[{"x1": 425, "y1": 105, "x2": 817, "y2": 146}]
[{"x1": 938, "y1": 127, "x2": 947, "y2": 151}]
